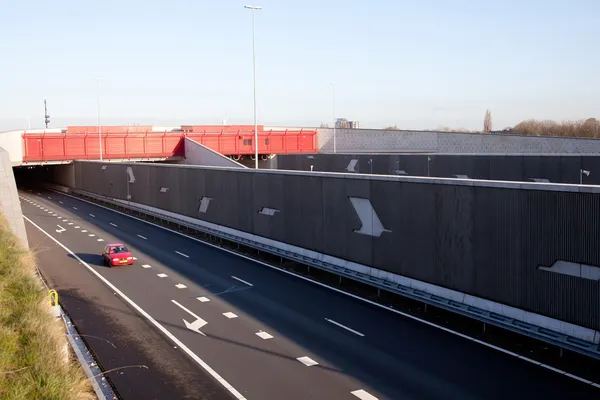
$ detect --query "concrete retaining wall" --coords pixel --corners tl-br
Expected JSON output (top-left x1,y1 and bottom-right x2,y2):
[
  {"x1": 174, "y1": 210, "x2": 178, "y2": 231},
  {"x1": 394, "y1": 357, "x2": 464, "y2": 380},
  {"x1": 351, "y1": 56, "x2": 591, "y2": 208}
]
[
  {"x1": 182, "y1": 138, "x2": 247, "y2": 168},
  {"x1": 317, "y1": 128, "x2": 600, "y2": 154},
  {"x1": 0, "y1": 147, "x2": 28, "y2": 248},
  {"x1": 66, "y1": 161, "x2": 600, "y2": 332},
  {"x1": 274, "y1": 154, "x2": 600, "y2": 185}
]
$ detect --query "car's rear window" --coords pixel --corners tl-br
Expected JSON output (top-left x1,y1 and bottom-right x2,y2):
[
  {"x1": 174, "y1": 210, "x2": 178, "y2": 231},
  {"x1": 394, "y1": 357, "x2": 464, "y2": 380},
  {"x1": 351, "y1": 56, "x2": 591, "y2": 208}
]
[{"x1": 112, "y1": 246, "x2": 129, "y2": 253}]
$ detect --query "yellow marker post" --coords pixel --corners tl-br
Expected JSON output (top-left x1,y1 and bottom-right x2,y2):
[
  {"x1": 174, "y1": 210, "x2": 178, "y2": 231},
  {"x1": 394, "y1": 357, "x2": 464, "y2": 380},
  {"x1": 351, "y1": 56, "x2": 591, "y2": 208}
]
[{"x1": 49, "y1": 289, "x2": 59, "y2": 307}]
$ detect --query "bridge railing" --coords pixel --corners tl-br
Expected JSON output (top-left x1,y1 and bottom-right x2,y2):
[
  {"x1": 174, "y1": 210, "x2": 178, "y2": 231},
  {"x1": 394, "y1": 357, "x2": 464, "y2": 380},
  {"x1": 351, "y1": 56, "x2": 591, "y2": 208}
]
[{"x1": 21, "y1": 129, "x2": 317, "y2": 163}]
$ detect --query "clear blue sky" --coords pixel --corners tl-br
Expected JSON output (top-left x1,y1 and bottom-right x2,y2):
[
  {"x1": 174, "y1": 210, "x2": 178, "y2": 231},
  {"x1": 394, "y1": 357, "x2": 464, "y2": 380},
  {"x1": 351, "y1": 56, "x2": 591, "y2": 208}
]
[{"x1": 0, "y1": 0, "x2": 598, "y2": 131}]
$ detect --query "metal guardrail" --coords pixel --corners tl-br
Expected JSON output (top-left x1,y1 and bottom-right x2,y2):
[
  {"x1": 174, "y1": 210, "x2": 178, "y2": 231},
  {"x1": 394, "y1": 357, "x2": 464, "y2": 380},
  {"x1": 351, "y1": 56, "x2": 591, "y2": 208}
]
[
  {"x1": 61, "y1": 305, "x2": 118, "y2": 400},
  {"x1": 73, "y1": 189, "x2": 600, "y2": 361}
]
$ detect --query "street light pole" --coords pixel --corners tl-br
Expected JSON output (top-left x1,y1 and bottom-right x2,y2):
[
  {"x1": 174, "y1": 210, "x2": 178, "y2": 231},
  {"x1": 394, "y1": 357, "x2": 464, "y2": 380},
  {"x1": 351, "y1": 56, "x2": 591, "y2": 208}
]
[
  {"x1": 330, "y1": 81, "x2": 336, "y2": 153},
  {"x1": 245, "y1": 5, "x2": 262, "y2": 169},
  {"x1": 93, "y1": 78, "x2": 103, "y2": 161}
]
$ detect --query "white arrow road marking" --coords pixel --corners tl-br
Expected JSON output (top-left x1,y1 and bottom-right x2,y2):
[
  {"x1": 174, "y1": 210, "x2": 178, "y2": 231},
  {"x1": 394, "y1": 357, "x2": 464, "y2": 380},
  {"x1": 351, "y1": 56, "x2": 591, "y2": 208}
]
[
  {"x1": 56, "y1": 225, "x2": 66, "y2": 233},
  {"x1": 171, "y1": 300, "x2": 207, "y2": 336}
]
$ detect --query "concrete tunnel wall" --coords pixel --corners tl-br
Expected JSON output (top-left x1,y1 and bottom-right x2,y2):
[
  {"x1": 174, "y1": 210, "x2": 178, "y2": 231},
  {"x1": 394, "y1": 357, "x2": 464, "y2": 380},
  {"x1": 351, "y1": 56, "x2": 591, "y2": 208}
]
[
  {"x1": 274, "y1": 153, "x2": 600, "y2": 185},
  {"x1": 46, "y1": 161, "x2": 600, "y2": 331},
  {"x1": 317, "y1": 128, "x2": 600, "y2": 154},
  {"x1": 0, "y1": 147, "x2": 28, "y2": 248}
]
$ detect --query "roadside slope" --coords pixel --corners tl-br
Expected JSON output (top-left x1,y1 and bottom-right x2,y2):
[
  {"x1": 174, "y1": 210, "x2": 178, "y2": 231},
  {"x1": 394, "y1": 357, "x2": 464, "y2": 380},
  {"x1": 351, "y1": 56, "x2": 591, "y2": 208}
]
[{"x1": 0, "y1": 213, "x2": 93, "y2": 400}]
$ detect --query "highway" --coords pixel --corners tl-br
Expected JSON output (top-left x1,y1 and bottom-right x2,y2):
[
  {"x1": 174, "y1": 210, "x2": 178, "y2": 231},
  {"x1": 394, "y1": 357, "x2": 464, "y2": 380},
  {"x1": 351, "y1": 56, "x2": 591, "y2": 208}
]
[{"x1": 18, "y1": 187, "x2": 599, "y2": 400}]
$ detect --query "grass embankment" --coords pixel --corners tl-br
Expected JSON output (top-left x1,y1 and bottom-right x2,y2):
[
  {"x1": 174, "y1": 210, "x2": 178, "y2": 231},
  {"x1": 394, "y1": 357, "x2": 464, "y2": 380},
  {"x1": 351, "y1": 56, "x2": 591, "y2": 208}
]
[{"x1": 0, "y1": 214, "x2": 93, "y2": 400}]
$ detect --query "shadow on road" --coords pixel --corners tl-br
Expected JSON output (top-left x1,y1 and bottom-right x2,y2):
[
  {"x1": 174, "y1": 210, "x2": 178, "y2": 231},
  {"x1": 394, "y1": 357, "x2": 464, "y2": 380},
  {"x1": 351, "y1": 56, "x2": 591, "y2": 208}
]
[{"x1": 68, "y1": 253, "x2": 109, "y2": 268}]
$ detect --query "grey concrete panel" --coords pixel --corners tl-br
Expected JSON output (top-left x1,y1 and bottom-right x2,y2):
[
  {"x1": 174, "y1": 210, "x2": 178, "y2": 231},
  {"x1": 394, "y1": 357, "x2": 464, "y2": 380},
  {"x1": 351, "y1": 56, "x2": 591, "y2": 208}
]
[
  {"x1": 252, "y1": 172, "x2": 284, "y2": 240},
  {"x1": 342, "y1": 178, "x2": 374, "y2": 267},
  {"x1": 317, "y1": 128, "x2": 600, "y2": 154},
  {"x1": 433, "y1": 185, "x2": 475, "y2": 289},
  {"x1": 183, "y1": 138, "x2": 246, "y2": 168},
  {"x1": 0, "y1": 147, "x2": 28, "y2": 248},
  {"x1": 321, "y1": 177, "x2": 348, "y2": 260}
]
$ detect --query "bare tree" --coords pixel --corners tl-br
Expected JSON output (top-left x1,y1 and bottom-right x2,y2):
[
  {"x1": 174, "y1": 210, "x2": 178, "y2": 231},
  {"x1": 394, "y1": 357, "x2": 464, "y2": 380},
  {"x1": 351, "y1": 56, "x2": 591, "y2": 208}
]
[
  {"x1": 512, "y1": 118, "x2": 599, "y2": 138},
  {"x1": 483, "y1": 109, "x2": 492, "y2": 133},
  {"x1": 319, "y1": 123, "x2": 329, "y2": 128}
]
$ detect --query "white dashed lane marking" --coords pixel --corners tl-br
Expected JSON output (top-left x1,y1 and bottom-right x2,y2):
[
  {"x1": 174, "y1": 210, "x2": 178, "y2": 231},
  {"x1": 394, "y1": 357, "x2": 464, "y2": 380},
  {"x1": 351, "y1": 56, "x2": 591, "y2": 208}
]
[
  {"x1": 157, "y1": 273, "x2": 168, "y2": 278},
  {"x1": 142, "y1": 265, "x2": 152, "y2": 269},
  {"x1": 89, "y1": 214, "x2": 95, "y2": 218},
  {"x1": 255, "y1": 331, "x2": 273, "y2": 340},
  {"x1": 351, "y1": 389, "x2": 379, "y2": 400},
  {"x1": 88, "y1": 234, "x2": 95, "y2": 237},
  {"x1": 231, "y1": 276, "x2": 253, "y2": 287},
  {"x1": 137, "y1": 234, "x2": 147, "y2": 240},
  {"x1": 223, "y1": 312, "x2": 238, "y2": 319},
  {"x1": 175, "y1": 251, "x2": 189, "y2": 258},
  {"x1": 197, "y1": 297, "x2": 210, "y2": 303},
  {"x1": 325, "y1": 318, "x2": 365, "y2": 337},
  {"x1": 110, "y1": 223, "x2": 118, "y2": 227},
  {"x1": 97, "y1": 239, "x2": 104, "y2": 242},
  {"x1": 175, "y1": 283, "x2": 187, "y2": 289},
  {"x1": 296, "y1": 356, "x2": 319, "y2": 367},
  {"x1": 73, "y1": 207, "x2": 78, "y2": 210}
]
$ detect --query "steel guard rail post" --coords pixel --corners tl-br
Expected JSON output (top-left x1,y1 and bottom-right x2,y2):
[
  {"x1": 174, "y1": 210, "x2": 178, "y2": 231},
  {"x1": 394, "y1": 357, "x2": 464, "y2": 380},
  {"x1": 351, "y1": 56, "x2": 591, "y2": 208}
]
[{"x1": 67, "y1": 188, "x2": 600, "y2": 361}]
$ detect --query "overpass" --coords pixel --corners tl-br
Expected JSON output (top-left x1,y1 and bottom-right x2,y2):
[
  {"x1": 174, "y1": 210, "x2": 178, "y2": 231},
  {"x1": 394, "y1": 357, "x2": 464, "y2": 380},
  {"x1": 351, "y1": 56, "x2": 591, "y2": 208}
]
[{"x1": 0, "y1": 125, "x2": 317, "y2": 166}]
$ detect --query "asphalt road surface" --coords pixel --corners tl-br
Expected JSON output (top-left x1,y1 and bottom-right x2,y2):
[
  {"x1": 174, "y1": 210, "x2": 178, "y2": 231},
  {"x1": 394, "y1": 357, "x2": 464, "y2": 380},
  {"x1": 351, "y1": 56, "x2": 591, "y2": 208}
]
[{"x1": 18, "y1": 188, "x2": 599, "y2": 400}]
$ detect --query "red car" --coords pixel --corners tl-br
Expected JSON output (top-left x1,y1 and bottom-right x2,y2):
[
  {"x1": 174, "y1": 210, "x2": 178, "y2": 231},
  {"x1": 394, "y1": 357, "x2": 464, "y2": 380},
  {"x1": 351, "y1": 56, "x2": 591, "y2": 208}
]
[{"x1": 102, "y1": 243, "x2": 134, "y2": 267}]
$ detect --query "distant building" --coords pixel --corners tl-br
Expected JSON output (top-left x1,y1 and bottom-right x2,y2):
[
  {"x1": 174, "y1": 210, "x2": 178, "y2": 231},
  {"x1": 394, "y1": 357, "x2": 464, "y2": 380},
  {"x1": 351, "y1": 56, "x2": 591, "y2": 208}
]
[{"x1": 335, "y1": 118, "x2": 360, "y2": 129}]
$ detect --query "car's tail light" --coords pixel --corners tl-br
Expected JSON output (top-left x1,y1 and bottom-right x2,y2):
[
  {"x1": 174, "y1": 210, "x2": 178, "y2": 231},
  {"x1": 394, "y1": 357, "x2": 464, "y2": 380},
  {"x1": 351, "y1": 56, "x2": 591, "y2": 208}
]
[
  {"x1": 112, "y1": 258, "x2": 119, "y2": 262},
  {"x1": 127, "y1": 257, "x2": 133, "y2": 260}
]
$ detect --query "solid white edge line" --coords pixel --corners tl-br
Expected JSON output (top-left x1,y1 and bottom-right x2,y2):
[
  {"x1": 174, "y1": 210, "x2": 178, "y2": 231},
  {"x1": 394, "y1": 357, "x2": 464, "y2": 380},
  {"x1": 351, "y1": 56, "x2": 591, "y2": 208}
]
[
  {"x1": 22, "y1": 215, "x2": 246, "y2": 400},
  {"x1": 45, "y1": 189, "x2": 600, "y2": 389},
  {"x1": 175, "y1": 251, "x2": 189, "y2": 258},
  {"x1": 231, "y1": 276, "x2": 253, "y2": 287},
  {"x1": 325, "y1": 318, "x2": 365, "y2": 337},
  {"x1": 137, "y1": 234, "x2": 148, "y2": 240}
]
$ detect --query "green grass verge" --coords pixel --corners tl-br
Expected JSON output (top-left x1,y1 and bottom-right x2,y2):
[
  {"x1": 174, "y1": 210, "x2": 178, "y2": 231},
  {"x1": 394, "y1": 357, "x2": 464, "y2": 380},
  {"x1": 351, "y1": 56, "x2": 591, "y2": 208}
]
[{"x1": 0, "y1": 214, "x2": 93, "y2": 400}]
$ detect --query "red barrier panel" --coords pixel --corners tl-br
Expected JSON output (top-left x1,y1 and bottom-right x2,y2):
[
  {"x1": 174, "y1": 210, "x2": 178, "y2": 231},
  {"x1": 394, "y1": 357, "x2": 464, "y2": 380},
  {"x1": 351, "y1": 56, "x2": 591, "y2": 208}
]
[{"x1": 22, "y1": 129, "x2": 317, "y2": 163}]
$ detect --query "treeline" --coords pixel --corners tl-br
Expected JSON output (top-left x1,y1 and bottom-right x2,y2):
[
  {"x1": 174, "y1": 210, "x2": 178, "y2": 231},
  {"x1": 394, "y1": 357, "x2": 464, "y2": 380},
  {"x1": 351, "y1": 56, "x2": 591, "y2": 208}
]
[{"x1": 509, "y1": 118, "x2": 600, "y2": 138}]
